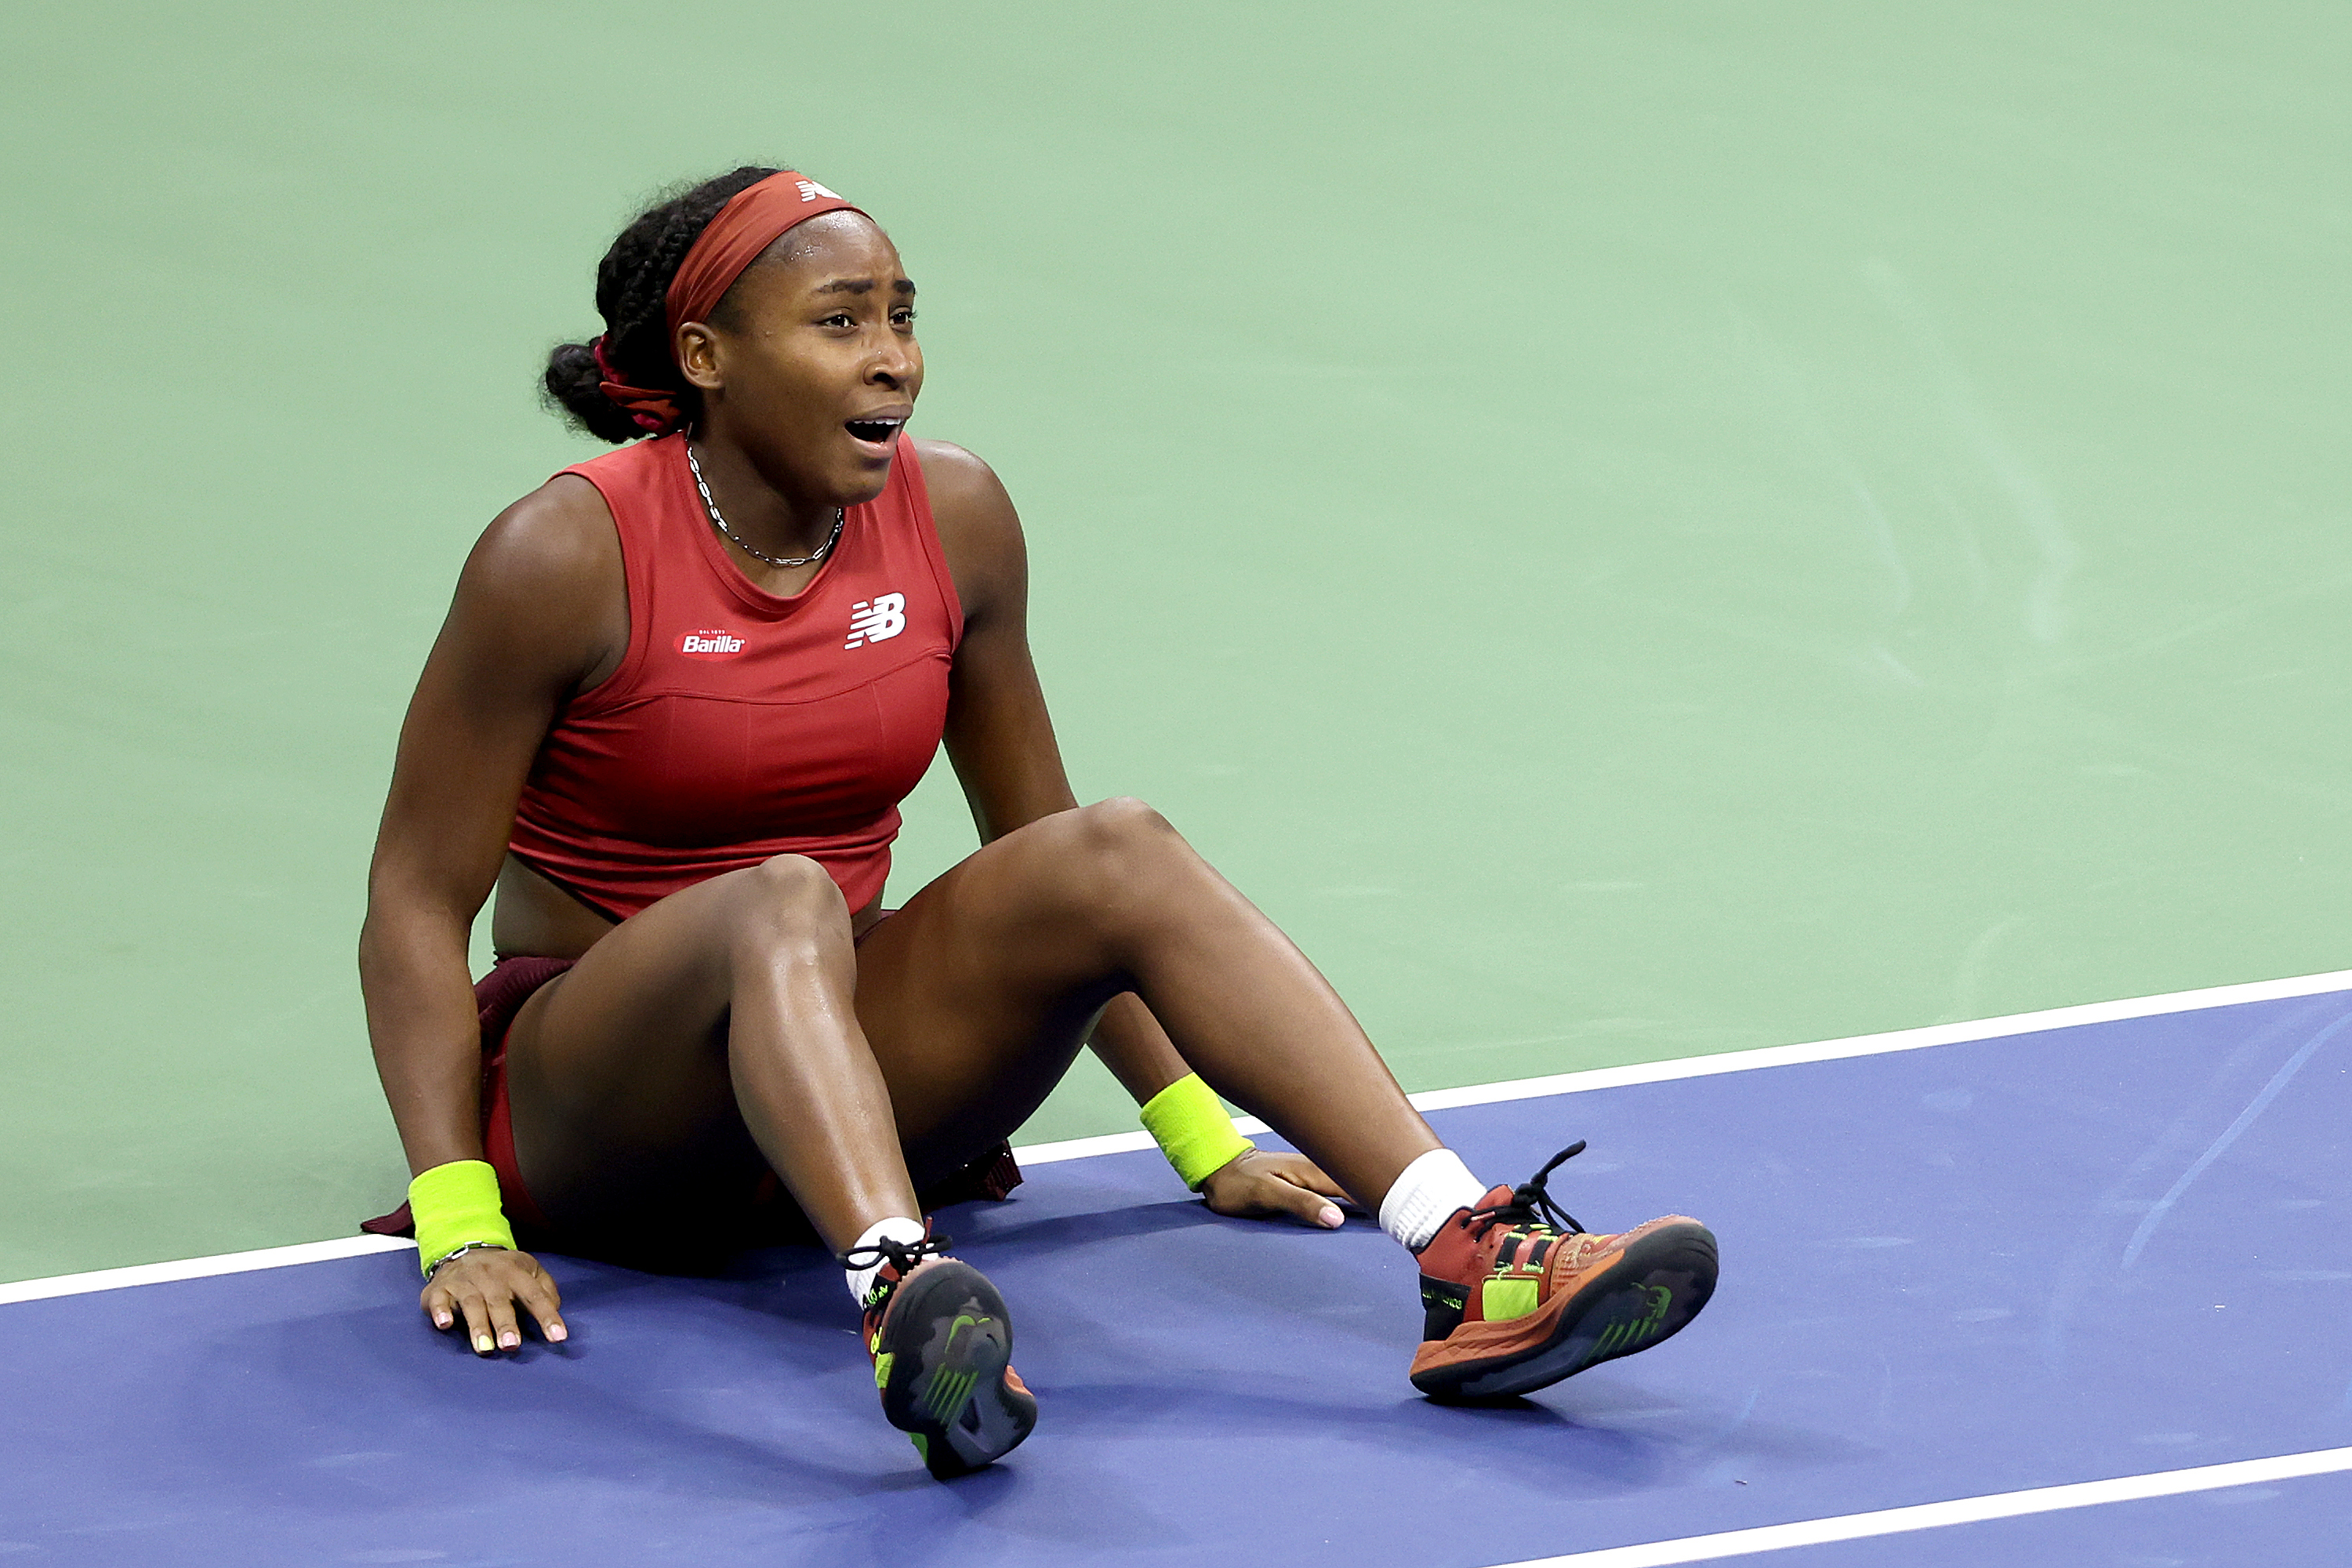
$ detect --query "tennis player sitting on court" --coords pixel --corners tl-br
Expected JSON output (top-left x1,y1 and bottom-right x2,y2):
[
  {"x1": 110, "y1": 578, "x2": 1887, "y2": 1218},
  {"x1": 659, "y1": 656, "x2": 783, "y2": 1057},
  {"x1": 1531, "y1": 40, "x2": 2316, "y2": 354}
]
[{"x1": 360, "y1": 166, "x2": 1719, "y2": 1479}]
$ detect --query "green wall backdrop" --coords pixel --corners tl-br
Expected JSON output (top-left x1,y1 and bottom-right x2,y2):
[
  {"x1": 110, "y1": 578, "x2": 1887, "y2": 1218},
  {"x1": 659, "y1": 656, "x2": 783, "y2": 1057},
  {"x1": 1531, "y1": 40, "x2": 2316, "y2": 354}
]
[{"x1": 3, "y1": 2, "x2": 2346, "y2": 1282}]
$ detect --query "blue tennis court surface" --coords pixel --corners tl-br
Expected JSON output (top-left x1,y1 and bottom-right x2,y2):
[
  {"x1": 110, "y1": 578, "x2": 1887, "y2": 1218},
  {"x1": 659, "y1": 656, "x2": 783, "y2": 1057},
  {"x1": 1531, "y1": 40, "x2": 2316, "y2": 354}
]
[{"x1": 4, "y1": 988, "x2": 2348, "y2": 1566}]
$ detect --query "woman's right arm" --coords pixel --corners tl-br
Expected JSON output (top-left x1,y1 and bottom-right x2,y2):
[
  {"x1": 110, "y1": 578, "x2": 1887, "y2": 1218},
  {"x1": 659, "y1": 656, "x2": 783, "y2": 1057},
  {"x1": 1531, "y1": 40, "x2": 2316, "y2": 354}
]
[{"x1": 358, "y1": 475, "x2": 622, "y2": 1351}]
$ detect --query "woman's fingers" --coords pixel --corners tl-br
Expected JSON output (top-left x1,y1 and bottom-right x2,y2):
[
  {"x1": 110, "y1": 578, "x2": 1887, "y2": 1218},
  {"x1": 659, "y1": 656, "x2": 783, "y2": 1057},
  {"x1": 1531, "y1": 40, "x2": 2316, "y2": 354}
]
[
  {"x1": 1202, "y1": 1152, "x2": 1345, "y2": 1229},
  {"x1": 419, "y1": 1250, "x2": 567, "y2": 1353},
  {"x1": 1265, "y1": 1171, "x2": 1345, "y2": 1229},
  {"x1": 1265, "y1": 1152, "x2": 1355, "y2": 1207},
  {"x1": 514, "y1": 1263, "x2": 569, "y2": 1345},
  {"x1": 420, "y1": 1279, "x2": 456, "y2": 1331},
  {"x1": 485, "y1": 1291, "x2": 524, "y2": 1353},
  {"x1": 455, "y1": 1287, "x2": 499, "y2": 1355}
]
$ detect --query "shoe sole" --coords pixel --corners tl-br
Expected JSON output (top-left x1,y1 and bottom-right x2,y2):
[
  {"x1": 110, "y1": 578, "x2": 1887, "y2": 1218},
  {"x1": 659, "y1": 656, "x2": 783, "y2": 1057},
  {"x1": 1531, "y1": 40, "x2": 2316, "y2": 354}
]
[
  {"x1": 873, "y1": 1259, "x2": 1037, "y2": 1479},
  {"x1": 1410, "y1": 1221, "x2": 1719, "y2": 1400}
]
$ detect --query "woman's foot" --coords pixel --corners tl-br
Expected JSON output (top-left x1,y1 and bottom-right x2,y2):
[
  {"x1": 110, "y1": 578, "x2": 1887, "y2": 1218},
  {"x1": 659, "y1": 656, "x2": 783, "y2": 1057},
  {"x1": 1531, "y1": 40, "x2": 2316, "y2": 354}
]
[
  {"x1": 1406, "y1": 1143, "x2": 1718, "y2": 1400},
  {"x1": 852, "y1": 1235, "x2": 1036, "y2": 1478}
]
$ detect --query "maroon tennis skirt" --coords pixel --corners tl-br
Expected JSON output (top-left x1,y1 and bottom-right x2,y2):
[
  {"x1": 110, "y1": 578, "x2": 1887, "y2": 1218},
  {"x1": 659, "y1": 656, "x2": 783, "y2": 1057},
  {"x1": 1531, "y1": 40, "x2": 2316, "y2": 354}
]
[{"x1": 362, "y1": 945, "x2": 1022, "y2": 1254}]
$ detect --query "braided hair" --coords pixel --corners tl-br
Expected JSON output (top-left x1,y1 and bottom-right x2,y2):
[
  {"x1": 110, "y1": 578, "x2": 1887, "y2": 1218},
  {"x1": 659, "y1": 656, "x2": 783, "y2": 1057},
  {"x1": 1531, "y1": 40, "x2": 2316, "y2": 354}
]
[{"x1": 543, "y1": 165, "x2": 782, "y2": 443}]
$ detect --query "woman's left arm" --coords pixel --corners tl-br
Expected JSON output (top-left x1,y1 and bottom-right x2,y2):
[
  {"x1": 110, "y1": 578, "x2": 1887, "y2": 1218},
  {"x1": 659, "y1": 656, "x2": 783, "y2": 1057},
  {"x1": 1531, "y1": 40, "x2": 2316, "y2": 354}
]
[{"x1": 921, "y1": 441, "x2": 1354, "y2": 1221}]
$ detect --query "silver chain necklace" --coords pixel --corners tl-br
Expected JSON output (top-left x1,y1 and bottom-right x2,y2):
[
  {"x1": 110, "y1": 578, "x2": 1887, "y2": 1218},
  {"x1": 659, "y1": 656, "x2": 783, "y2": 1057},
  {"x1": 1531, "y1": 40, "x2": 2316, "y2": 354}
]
[{"x1": 686, "y1": 440, "x2": 843, "y2": 570}]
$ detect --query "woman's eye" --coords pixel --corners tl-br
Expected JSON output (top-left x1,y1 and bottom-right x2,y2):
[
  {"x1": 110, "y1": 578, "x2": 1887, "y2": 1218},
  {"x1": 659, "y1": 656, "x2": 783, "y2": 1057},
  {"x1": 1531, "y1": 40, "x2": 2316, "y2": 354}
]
[
  {"x1": 894, "y1": 310, "x2": 917, "y2": 326},
  {"x1": 819, "y1": 312, "x2": 855, "y2": 328}
]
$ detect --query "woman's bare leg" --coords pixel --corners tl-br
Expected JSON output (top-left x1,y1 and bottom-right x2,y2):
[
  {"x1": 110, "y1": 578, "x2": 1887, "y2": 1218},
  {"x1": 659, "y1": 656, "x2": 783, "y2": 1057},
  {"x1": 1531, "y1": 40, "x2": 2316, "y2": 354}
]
[
  {"x1": 501, "y1": 853, "x2": 920, "y2": 1254},
  {"x1": 852, "y1": 797, "x2": 1442, "y2": 1208},
  {"x1": 500, "y1": 800, "x2": 1443, "y2": 1251}
]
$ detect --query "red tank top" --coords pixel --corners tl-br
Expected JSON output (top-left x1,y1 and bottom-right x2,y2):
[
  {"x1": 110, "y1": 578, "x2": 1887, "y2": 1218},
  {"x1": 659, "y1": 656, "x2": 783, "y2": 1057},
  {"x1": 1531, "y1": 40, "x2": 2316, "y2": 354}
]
[{"x1": 507, "y1": 433, "x2": 962, "y2": 918}]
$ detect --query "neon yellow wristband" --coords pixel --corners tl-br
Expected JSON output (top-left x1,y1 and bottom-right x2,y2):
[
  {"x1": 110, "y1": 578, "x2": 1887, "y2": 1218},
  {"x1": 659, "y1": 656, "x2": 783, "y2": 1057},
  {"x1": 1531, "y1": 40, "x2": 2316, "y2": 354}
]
[
  {"x1": 408, "y1": 1159, "x2": 517, "y2": 1278},
  {"x1": 1139, "y1": 1073, "x2": 1255, "y2": 1191}
]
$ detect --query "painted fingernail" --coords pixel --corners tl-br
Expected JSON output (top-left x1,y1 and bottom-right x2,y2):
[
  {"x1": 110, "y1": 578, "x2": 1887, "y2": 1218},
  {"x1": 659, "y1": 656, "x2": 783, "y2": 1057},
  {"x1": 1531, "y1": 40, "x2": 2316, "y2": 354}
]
[
  {"x1": 548, "y1": 1323, "x2": 568, "y2": 1341},
  {"x1": 499, "y1": 1330, "x2": 518, "y2": 1349},
  {"x1": 1319, "y1": 1206, "x2": 1344, "y2": 1228},
  {"x1": 434, "y1": 1312, "x2": 452, "y2": 1328},
  {"x1": 474, "y1": 1334, "x2": 494, "y2": 1354}
]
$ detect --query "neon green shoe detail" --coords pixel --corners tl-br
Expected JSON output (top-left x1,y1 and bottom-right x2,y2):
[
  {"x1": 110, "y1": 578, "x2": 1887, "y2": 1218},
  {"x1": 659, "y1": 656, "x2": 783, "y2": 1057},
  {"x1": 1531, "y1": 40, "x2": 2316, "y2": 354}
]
[
  {"x1": 923, "y1": 1367, "x2": 980, "y2": 1424},
  {"x1": 1592, "y1": 1283, "x2": 1675, "y2": 1356},
  {"x1": 873, "y1": 1352, "x2": 895, "y2": 1390},
  {"x1": 909, "y1": 1432, "x2": 929, "y2": 1460},
  {"x1": 1481, "y1": 1276, "x2": 1541, "y2": 1322},
  {"x1": 913, "y1": 1315, "x2": 990, "y2": 1421}
]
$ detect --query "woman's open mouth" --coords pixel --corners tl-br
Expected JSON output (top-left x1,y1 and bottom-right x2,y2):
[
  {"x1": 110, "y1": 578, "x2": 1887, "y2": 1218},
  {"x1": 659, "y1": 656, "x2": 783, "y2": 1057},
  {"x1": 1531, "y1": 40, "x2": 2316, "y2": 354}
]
[{"x1": 845, "y1": 416, "x2": 906, "y2": 448}]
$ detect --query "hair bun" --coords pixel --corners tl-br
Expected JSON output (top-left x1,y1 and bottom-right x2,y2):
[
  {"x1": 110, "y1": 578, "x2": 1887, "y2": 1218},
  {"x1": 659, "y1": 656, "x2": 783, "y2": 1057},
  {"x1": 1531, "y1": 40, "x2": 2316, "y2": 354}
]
[{"x1": 542, "y1": 339, "x2": 648, "y2": 445}]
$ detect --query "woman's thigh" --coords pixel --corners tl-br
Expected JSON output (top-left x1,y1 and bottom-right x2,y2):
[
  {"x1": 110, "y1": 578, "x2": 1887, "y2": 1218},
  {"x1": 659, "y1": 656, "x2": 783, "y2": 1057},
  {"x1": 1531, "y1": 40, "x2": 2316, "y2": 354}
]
[
  {"x1": 851, "y1": 800, "x2": 1179, "y2": 1178},
  {"x1": 501, "y1": 857, "x2": 843, "y2": 1229},
  {"x1": 503, "y1": 801, "x2": 1174, "y2": 1219}
]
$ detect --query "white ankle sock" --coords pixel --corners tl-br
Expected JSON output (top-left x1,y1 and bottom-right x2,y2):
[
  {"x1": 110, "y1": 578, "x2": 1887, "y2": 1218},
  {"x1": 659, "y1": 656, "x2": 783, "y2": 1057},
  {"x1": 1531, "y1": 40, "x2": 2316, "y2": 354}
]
[
  {"x1": 1378, "y1": 1149, "x2": 1490, "y2": 1253},
  {"x1": 843, "y1": 1215, "x2": 928, "y2": 1305}
]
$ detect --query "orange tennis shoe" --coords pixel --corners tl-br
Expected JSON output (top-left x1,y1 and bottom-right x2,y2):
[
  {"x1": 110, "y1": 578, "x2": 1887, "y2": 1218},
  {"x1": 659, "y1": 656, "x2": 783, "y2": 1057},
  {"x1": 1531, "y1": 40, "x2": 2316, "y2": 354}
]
[
  {"x1": 851, "y1": 1232, "x2": 1036, "y2": 1479},
  {"x1": 1408, "y1": 1142, "x2": 1718, "y2": 1399}
]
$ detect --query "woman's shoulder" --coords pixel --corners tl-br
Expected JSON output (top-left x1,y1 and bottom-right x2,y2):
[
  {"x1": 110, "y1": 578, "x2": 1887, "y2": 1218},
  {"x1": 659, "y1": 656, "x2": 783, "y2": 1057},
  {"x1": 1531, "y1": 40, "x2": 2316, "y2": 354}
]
[
  {"x1": 466, "y1": 473, "x2": 622, "y2": 600},
  {"x1": 908, "y1": 439, "x2": 1025, "y2": 624},
  {"x1": 443, "y1": 474, "x2": 626, "y2": 683},
  {"x1": 909, "y1": 440, "x2": 1020, "y2": 554}
]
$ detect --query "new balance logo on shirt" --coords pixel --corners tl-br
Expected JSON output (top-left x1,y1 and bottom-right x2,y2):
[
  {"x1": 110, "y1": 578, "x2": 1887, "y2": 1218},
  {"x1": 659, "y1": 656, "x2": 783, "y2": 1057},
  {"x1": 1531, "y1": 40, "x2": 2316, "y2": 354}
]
[{"x1": 844, "y1": 593, "x2": 906, "y2": 649}]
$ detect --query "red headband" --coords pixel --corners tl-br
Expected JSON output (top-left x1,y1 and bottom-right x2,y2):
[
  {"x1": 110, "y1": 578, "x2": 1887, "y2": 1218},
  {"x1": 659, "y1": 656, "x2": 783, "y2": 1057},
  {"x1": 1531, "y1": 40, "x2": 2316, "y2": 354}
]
[{"x1": 595, "y1": 170, "x2": 868, "y2": 434}]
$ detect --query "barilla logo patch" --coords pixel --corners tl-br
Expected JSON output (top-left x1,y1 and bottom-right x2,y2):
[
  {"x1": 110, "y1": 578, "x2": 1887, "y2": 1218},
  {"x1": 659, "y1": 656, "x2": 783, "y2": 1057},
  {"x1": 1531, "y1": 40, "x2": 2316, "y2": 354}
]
[{"x1": 678, "y1": 629, "x2": 748, "y2": 659}]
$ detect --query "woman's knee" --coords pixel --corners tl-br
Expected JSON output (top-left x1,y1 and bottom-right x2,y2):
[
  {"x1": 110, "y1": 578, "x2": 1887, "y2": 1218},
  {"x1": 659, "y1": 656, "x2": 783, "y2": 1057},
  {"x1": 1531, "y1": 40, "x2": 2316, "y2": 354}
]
[
  {"x1": 1071, "y1": 793, "x2": 1179, "y2": 851},
  {"x1": 719, "y1": 854, "x2": 851, "y2": 951},
  {"x1": 1047, "y1": 797, "x2": 1196, "y2": 901}
]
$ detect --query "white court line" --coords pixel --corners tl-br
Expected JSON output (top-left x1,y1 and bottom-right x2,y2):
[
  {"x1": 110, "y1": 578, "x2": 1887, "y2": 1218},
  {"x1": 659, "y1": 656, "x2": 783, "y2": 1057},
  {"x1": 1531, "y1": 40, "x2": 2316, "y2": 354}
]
[
  {"x1": 1015, "y1": 964, "x2": 2352, "y2": 1164},
  {"x1": 1485, "y1": 1445, "x2": 2352, "y2": 1567},
  {"x1": 8, "y1": 964, "x2": 2350, "y2": 1304},
  {"x1": 0, "y1": 1235, "x2": 416, "y2": 1306}
]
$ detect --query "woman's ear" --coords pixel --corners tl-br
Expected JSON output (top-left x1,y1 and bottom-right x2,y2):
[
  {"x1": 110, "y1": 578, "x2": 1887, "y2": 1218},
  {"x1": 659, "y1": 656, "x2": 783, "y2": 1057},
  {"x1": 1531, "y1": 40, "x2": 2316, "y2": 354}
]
[{"x1": 675, "y1": 322, "x2": 723, "y2": 392}]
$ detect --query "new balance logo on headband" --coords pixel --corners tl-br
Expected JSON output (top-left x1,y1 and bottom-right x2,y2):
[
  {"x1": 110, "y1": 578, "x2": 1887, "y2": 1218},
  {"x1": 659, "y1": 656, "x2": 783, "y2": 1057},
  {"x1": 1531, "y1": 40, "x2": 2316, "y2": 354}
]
[
  {"x1": 796, "y1": 179, "x2": 841, "y2": 203},
  {"x1": 844, "y1": 593, "x2": 906, "y2": 649}
]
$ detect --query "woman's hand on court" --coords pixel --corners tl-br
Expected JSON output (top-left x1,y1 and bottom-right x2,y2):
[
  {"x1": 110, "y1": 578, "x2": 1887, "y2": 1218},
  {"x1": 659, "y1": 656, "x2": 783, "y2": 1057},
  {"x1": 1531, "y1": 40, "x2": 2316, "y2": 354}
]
[
  {"x1": 1200, "y1": 1149, "x2": 1354, "y2": 1229},
  {"x1": 420, "y1": 1247, "x2": 568, "y2": 1355}
]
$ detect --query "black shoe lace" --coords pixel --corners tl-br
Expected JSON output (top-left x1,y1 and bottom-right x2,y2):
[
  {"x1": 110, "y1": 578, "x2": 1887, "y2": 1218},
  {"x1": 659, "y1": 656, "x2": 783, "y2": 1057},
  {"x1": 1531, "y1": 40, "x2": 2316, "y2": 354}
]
[
  {"x1": 839, "y1": 1231, "x2": 954, "y2": 1279},
  {"x1": 1465, "y1": 1141, "x2": 1590, "y2": 1240}
]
